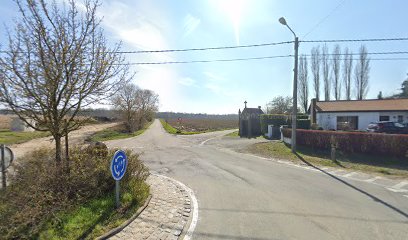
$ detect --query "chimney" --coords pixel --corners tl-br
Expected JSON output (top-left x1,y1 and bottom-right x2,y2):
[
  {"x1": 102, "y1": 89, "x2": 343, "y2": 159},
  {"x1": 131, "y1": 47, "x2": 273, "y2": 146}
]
[{"x1": 258, "y1": 106, "x2": 261, "y2": 109}]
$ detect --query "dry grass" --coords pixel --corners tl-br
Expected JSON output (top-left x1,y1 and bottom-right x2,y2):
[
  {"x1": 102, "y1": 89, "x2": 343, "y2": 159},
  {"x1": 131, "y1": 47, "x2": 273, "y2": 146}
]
[
  {"x1": 0, "y1": 114, "x2": 13, "y2": 129},
  {"x1": 164, "y1": 118, "x2": 237, "y2": 133}
]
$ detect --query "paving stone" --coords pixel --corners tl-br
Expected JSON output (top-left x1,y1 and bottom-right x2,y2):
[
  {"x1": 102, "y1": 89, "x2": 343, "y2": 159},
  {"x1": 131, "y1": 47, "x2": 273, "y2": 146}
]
[{"x1": 109, "y1": 175, "x2": 192, "y2": 240}]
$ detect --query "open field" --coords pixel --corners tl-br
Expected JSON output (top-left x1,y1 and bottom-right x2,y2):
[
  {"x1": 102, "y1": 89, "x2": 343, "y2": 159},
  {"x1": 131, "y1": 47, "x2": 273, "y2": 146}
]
[
  {"x1": 0, "y1": 129, "x2": 51, "y2": 145},
  {"x1": 89, "y1": 121, "x2": 153, "y2": 142},
  {"x1": 247, "y1": 141, "x2": 408, "y2": 179},
  {"x1": 162, "y1": 118, "x2": 238, "y2": 133}
]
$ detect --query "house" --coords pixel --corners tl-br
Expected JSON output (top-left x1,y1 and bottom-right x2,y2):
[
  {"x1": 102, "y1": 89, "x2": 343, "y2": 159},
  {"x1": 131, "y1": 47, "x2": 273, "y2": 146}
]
[
  {"x1": 309, "y1": 98, "x2": 408, "y2": 131},
  {"x1": 239, "y1": 101, "x2": 264, "y2": 138},
  {"x1": 10, "y1": 117, "x2": 36, "y2": 132}
]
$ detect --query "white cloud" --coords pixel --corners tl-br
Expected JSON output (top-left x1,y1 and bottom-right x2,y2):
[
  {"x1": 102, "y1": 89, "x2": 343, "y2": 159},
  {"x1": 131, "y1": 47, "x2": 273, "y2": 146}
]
[
  {"x1": 178, "y1": 77, "x2": 196, "y2": 86},
  {"x1": 183, "y1": 14, "x2": 201, "y2": 37}
]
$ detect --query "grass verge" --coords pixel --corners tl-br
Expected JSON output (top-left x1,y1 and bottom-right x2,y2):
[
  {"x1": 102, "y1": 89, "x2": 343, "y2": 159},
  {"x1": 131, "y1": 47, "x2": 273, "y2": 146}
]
[
  {"x1": 39, "y1": 183, "x2": 149, "y2": 240},
  {"x1": 159, "y1": 119, "x2": 200, "y2": 135},
  {"x1": 225, "y1": 131, "x2": 239, "y2": 137},
  {"x1": 247, "y1": 141, "x2": 408, "y2": 179},
  {"x1": 0, "y1": 129, "x2": 50, "y2": 145},
  {"x1": 90, "y1": 121, "x2": 153, "y2": 142}
]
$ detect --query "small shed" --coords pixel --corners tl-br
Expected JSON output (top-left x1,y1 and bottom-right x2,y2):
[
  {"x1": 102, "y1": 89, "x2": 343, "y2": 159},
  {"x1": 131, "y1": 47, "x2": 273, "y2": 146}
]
[
  {"x1": 239, "y1": 101, "x2": 264, "y2": 138},
  {"x1": 10, "y1": 117, "x2": 35, "y2": 132}
]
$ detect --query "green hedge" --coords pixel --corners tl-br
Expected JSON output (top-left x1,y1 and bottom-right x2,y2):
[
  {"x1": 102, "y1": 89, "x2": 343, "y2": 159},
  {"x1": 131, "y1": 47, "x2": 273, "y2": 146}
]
[
  {"x1": 260, "y1": 114, "x2": 288, "y2": 134},
  {"x1": 260, "y1": 114, "x2": 310, "y2": 133},
  {"x1": 281, "y1": 128, "x2": 408, "y2": 157}
]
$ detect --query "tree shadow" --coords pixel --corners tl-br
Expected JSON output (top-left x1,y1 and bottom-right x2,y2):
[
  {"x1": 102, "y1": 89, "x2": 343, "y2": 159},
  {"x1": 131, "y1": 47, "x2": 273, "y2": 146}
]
[{"x1": 294, "y1": 152, "x2": 408, "y2": 219}]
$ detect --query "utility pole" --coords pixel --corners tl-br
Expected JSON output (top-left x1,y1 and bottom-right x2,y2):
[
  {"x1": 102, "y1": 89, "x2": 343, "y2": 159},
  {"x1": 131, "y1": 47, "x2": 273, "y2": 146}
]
[
  {"x1": 279, "y1": 17, "x2": 299, "y2": 153},
  {"x1": 292, "y1": 37, "x2": 299, "y2": 152}
]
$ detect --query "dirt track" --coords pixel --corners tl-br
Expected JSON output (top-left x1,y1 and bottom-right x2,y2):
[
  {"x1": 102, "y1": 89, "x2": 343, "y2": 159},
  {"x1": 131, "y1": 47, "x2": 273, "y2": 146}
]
[{"x1": 9, "y1": 122, "x2": 118, "y2": 160}]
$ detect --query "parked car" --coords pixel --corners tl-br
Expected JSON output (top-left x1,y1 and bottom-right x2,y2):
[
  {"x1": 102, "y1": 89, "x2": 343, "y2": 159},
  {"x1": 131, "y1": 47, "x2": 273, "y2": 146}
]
[{"x1": 366, "y1": 121, "x2": 408, "y2": 134}]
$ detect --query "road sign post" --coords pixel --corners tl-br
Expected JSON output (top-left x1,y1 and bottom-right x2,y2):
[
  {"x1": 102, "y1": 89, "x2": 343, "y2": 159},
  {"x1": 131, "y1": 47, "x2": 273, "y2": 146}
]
[
  {"x1": 1, "y1": 144, "x2": 14, "y2": 189},
  {"x1": 110, "y1": 150, "x2": 128, "y2": 208}
]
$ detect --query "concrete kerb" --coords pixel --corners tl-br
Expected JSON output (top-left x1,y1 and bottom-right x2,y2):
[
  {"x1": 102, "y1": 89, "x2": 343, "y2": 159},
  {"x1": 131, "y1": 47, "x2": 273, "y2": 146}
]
[{"x1": 96, "y1": 195, "x2": 152, "y2": 240}]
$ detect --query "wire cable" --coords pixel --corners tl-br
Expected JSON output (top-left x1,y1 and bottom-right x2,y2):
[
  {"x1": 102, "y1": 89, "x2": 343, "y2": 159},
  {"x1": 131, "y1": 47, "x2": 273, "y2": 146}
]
[{"x1": 301, "y1": 37, "x2": 408, "y2": 43}]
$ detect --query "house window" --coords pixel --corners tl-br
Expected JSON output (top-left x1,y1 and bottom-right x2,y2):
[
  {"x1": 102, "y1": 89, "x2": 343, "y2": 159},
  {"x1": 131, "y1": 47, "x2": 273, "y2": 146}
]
[
  {"x1": 337, "y1": 116, "x2": 358, "y2": 130},
  {"x1": 379, "y1": 115, "x2": 389, "y2": 121},
  {"x1": 398, "y1": 115, "x2": 403, "y2": 123}
]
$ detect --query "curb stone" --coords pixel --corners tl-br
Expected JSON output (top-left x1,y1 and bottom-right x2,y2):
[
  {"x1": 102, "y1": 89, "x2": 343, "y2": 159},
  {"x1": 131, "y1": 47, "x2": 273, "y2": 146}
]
[{"x1": 108, "y1": 174, "x2": 196, "y2": 240}]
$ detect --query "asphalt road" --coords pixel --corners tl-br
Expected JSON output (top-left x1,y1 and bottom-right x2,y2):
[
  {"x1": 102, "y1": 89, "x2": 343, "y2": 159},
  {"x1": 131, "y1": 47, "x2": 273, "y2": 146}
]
[{"x1": 106, "y1": 119, "x2": 408, "y2": 240}]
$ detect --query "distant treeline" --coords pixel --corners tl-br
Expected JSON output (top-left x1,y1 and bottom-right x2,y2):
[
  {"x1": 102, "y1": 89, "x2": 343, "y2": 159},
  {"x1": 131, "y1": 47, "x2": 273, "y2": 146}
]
[
  {"x1": 156, "y1": 112, "x2": 238, "y2": 120},
  {"x1": 0, "y1": 108, "x2": 239, "y2": 121}
]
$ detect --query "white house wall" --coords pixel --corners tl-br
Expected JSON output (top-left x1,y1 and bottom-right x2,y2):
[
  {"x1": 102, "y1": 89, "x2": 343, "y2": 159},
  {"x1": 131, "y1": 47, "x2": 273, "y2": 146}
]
[{"x1": 316, "y1": 112, "x2": 408, "y2": 131}]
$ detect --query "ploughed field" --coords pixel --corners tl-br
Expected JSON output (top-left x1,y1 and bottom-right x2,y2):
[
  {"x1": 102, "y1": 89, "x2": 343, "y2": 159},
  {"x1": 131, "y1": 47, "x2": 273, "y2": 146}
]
[{"x1": 164, "y1": 118, "x2": 238, "y2": 132}]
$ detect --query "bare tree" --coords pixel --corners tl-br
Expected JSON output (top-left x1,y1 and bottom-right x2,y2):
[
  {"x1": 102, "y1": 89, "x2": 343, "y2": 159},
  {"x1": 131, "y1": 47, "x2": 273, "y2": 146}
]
[
  {"x1": 111, "y1": 83, "x2": 141, "y2": 132},
  {"x1": 311, "y1": 46, "x2": 320, "y2": 100},
  {"x1": 331, "y1": 44, "x2": 341, "y2": 100},
  {"x1": 354, "y1": 45, "x2": 370, "y2": 100},
  {"x1": 298, "y1": 55, "x2": 309, "y2": 113},
  {"x1": 112, "y1": 84, "x2": 159, "y2": 132},
  {"x1": 266, "y1": 96, "x2": 293, "y2": 114},
  {"x1": 136, "y1": 89, "x2": 159, "y2": 128},
  {"x1": 0, "y1": 0, "x2": 129, "y2": 166},
  {"x1": 342, "y1": 47, "x2": 353, "y2": 100},
  {"x1": 322, "y1": 44, "x2": 331, "y2": 100}
]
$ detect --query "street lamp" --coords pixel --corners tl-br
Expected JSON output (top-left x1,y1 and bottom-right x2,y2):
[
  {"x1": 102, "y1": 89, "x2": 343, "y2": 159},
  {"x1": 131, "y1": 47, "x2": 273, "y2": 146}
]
[{"x1": 279, "y1": 17, "x2": 299, "y2": 153}]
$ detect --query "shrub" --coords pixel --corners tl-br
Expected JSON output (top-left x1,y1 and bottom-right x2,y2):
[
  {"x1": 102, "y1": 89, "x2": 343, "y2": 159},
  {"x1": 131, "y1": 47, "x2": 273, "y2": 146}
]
[
  {"x1": 281, "y1": 128, "x2": 408, "y2": 157},
  {"x1": 260, "y1": 114, "x2": 289, "y2": 134},
  {"x1": 297, "y1": 119, "x2": 311, "y2": 129},
  {"x1": 0, "y1": 147, "x2": 149, "y2": 239}
]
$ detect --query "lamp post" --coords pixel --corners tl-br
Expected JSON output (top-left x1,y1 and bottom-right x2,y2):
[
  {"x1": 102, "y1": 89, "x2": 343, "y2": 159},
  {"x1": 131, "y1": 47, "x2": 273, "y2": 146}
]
[{"x1": 279, "y1": 17, "x2": 299, "y2": 153}]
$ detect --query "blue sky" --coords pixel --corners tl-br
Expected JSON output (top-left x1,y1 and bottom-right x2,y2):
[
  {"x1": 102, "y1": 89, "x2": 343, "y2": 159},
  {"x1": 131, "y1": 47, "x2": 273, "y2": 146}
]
[{"x1": 1, "y1": 0, "x2": 407, "y2": 114}]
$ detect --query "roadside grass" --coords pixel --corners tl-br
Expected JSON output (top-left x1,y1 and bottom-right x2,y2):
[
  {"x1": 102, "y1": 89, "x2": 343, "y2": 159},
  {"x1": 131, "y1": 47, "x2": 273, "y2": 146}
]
[
  {"x1": 39, "y1": 183, "x2": 149, "y2": 240},
  {"x1": 225, "y1": 131, "x2": 239, "y2": 137},
  {"x1": 247, "y1": 141, "x2": 408, "y2": 179},
  {"x1": 89, "y1": 121, "x2": 153, "y2": 142},
  {"x1": 0, "y1": 129, "x2": 50, "y2": 145},
  {"x1": 159, "y1": 119, "x2": 200, "y2": 135}
]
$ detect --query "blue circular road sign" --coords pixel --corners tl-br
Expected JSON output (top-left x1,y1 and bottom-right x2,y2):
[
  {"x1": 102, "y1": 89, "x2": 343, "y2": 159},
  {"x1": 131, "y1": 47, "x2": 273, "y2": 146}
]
[{"x1": 110, "y1": 150, "x2": 127, "y2": 181}]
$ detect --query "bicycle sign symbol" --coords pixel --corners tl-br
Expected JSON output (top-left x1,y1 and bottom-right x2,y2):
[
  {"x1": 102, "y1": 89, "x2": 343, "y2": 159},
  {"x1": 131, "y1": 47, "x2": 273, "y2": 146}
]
[{"x1": 110, "y1": 150, "x2": 127, "y2": 181}]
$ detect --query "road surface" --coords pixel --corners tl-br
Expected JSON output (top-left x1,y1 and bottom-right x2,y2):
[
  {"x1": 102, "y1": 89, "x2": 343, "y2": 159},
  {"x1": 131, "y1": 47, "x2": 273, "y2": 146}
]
[{"x1": 107, "y1": 119, "x2": 408, "y2": 240}]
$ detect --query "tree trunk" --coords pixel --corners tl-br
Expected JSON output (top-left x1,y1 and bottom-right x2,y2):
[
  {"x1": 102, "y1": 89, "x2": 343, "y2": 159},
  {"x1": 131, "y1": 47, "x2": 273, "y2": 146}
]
[{"x1": 55, "y1": 135, "x2": 62, "y2": 168}]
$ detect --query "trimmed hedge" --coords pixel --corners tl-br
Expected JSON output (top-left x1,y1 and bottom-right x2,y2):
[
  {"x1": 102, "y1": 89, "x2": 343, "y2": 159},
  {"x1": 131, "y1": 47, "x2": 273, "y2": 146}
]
[
  {"x1": 281, "y1": 128, "x2": 408, "y2": 157},
  {"x1": 260, "y1": 114, "x2": 310, "y2": 133},
  {"x1": 260, "y1": 114, "x2": 288, "y2": 133}
]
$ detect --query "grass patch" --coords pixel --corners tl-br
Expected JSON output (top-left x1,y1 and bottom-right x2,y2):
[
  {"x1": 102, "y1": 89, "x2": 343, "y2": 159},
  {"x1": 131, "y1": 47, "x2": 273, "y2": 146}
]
[
  {"x1": 225, "y1": 131, "x2": 239, "y2": 137},
  {"x1": 247, "y1": 141, "x2": 408, "y2": 178},
  {"x1": 159, "y1": 119, "x2": 200, "y2": 135},
  {"x1": 39, "y1": 183, "x2": 149, "y2": 240},
  {"x1": 90, "y1": 121, "x2": 153, "y2": 142},
  {"x1": 0, "y1": 129, "x2": 50, "y2": 145}
]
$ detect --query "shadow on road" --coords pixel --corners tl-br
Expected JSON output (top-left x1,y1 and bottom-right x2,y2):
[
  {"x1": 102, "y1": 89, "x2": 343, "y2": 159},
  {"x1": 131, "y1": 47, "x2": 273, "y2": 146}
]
[{"x1": 294, "y1": 152, "x2": 408, "y2": 219}]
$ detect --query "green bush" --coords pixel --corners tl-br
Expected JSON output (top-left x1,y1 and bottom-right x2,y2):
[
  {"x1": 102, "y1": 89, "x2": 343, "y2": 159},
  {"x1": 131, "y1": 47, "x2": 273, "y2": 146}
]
[
  {"x1": 297, "y1": 119, "x2": 311, "y2": 129},
  {"x1": 260, "y1": 114, "x2": 289, "y2": 134},
  {"x1": 0, "y1": 147, "x2": 149, "y2": 239},
  {"x1": 260, "y1": 114, "x2": 311, "y2": 133}
]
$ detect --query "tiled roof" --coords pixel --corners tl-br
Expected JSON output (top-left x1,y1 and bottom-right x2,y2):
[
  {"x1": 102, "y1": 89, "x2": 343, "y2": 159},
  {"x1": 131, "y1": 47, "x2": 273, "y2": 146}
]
[
  {"x1": 242, "y1": 107, "x2": 264, "y2": 114},
  {"x1": 315, "y1": 99, "x2": 408, "y2": 112}
]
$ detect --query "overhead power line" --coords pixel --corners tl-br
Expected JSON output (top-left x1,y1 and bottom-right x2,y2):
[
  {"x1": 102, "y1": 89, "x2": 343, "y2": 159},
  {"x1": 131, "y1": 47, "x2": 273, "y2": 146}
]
[
  {"x1": 119, "y1": 55, "x2": 294, "y2": 65},
  {"x1": 119, "y1": 51, "x2": 408, "y2": 65},
  {"x1": 117, "y1": 41, "x2": 294, "y2": 54},
  {"x1": 300, "y1": 37, "x2": 408, "y2": 43}
]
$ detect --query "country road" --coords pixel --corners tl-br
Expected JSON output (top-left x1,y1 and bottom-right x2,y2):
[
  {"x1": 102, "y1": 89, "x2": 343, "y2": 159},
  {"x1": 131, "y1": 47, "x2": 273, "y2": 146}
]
[{"x1": 106, "y1": 119, "x2": 408, "y2": 240}]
